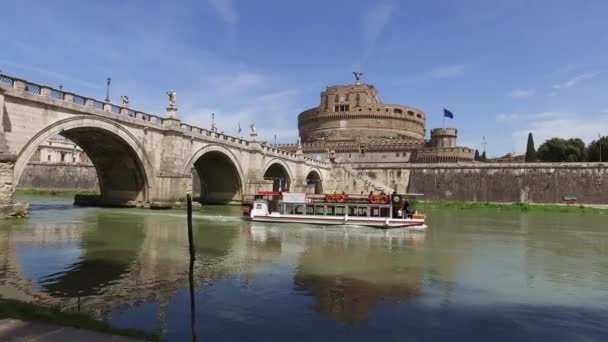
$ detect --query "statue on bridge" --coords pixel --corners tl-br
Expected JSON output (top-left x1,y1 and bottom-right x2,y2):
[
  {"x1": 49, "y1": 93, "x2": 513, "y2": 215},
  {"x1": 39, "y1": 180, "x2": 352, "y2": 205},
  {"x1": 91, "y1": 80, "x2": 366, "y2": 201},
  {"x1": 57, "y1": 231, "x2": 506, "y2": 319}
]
[
  {"x1": 166, "y1": 90, "x2": 177, "y2": 109},
  {"x1": 120, "y1": 95, "x2": 130, "y2": 108},
  {"x1": 250, "y1": 120, "x2": 257, "y2": 135}
]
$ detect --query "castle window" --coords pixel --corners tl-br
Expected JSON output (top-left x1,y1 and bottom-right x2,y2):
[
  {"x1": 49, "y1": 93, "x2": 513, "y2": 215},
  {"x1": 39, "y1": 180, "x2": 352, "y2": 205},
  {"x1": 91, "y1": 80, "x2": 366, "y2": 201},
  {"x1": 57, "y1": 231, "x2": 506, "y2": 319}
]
[
  {"x1": 416, "y1": 113, "x2": 422, "y2": 118},
  {"x1": 345, "y1": 93, "x2": 349, "y2": 101},
  {"x1": 334, "y1": 94, "x2": 339, "y2": 103},
  {"x1": 356, "y1": 94, "x2": 360, "y2": 107},
  {"x1": 385, "y1": 108, "x2": 389, "y2": 112},
  {"x1": 47, "y1": 155, "x2": 51, "y2": 161},
  {"x1": 408, "y1": 111, "x2": 414, "y2": 116},
  {"x1": 396, "y1": 153, "x2": 400, "y2": 157},
  {"x1": 335, "y1": 104, "x2": 350, "y2": 112},
  {"x1": 394, "y1": 108, "x2": 403, "y2": 114}
]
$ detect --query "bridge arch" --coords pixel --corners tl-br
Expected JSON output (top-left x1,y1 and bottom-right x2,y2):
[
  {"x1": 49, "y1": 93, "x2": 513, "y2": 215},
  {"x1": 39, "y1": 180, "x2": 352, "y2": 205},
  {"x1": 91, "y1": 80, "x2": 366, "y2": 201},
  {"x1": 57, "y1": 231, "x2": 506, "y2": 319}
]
[
  {"x1": 14, "y1": 116, "x2": 153, "y2": 204},
  {"x1": 184, "y1": 144, "x2": 245, "y2": 204},
  {"x1": 263, "y1": 158, "x2": 294, "y2": 192},
  {"x1": 305, "y1": 168, "x2": 324, "y2": 194}
]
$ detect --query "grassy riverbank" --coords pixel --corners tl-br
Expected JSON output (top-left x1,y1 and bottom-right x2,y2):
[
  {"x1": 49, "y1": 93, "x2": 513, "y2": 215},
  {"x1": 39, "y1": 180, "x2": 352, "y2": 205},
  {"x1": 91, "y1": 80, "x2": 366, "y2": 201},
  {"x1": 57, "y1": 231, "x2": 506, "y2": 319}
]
[
  {"x1": 417, "y1": 200, "x2": 607, "y2": 213},
  {"x1": 0, "y1": 298, "x2": 161, "y2": 341},
  {"x1": 15, "y1": 188, "x2": 98, "y2": 197}
]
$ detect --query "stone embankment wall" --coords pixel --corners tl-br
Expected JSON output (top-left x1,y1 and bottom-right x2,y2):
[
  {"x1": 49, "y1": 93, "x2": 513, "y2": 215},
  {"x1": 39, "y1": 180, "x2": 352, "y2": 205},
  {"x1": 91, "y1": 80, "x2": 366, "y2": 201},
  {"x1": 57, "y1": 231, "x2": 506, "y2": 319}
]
[
  {"x1": 18, "y1": 162, "x2": 99, "y2": 190},
  {"x1": 405, "y1": 163, "x2": 607, "y2": 204},
  {"x1": 344, "y1": 162, "x2": 608, "y2": 204},
  {"x1": 16, "y1": 161, "x2": 608, "y2": 205}
]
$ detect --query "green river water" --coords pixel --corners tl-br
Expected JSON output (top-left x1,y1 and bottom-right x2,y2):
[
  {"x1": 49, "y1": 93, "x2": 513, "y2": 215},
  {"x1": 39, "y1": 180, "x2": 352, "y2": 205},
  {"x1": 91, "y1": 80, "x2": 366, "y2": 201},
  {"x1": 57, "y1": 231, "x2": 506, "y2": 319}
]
[{"x1": 1, "y1": 195, "x2": 607, "y2": 341}]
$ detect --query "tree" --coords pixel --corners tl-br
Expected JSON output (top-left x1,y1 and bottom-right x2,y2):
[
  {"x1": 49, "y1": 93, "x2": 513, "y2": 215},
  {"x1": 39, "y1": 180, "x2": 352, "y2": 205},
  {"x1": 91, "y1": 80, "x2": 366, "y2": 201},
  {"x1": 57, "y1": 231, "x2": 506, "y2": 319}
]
[
  {"x1": 587, "y1": 136, "x2": 608, "y2": 162},
  {"x1": 537, "y1": 138, "x2": 586, "y2": 162},
  {"x1": 481, "y1": 151, "x2": 487, "y2": 161},
  {"x1": 525, "y1": 132, "x2": 536, "y2": 162},
  {"x1": 474, "y1": 149, "x2": 480, "y2": 161}
]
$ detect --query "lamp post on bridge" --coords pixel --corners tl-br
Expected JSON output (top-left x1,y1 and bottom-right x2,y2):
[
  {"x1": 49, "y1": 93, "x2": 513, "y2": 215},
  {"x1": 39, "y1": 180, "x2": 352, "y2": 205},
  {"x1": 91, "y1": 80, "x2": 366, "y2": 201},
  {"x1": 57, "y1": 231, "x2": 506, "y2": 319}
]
[{"x1": 105, "y1": 77, "x2": 111, "y2": 102}]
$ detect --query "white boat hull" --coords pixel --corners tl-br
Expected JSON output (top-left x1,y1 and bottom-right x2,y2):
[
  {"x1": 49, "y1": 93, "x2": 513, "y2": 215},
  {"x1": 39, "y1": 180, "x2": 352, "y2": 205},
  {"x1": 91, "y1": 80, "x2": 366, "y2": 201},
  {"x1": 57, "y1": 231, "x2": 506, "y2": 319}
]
[{"x1": 246, "y1": 213, "x2": 425, "y2": 229}]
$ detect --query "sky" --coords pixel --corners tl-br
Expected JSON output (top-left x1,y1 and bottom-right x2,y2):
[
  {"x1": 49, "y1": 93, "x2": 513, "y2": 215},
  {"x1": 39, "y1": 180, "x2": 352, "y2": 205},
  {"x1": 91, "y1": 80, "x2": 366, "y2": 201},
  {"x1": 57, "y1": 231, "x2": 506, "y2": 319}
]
[{"x1": 1, "y1": 0, "x2": 607, "y2": 157}]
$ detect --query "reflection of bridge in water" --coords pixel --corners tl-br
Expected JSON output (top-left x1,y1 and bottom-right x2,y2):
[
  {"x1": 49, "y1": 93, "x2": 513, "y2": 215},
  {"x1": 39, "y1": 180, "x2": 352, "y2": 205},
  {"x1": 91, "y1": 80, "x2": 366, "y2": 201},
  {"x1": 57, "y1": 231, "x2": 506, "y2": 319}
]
[{"x1": 0, "y1": 214, "x2": 434, "y2": 326}]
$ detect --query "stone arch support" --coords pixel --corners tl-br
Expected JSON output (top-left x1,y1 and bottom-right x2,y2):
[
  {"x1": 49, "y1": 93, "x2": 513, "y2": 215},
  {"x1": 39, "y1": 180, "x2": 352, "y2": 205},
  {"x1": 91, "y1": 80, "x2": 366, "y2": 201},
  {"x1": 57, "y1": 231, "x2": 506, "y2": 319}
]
[
  {"x1": 13, "y1": 116, "x2": 154, "y2": 204},
  {"x1": 184, "y1": 144, "x2": 246, "y2": 204},
  {"x1": 263, "y1": 158, "x2": 295, "y2": 192}
]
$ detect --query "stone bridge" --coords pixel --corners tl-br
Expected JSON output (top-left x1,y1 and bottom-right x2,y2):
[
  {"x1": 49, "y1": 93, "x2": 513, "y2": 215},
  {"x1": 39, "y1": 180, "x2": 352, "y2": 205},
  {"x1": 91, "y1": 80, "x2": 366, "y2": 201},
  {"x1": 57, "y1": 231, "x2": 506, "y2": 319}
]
[{"x1": 0, "y1": 73, "x2": 330, "y2": 214}]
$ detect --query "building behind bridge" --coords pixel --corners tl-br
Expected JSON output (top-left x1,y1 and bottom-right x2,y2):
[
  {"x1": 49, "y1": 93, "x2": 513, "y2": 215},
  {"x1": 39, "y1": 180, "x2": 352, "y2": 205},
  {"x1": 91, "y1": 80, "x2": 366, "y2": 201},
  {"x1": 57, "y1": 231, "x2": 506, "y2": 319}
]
[{"x1": 277, "y1": 78, "x2": 474, "y2": 163}]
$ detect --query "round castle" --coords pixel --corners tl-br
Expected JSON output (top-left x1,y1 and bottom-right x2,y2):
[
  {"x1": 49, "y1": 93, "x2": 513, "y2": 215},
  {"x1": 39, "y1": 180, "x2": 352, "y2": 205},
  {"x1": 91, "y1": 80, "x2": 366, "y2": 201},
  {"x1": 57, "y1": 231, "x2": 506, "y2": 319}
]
[
  {"x1": 278, "y1": 76, "x2": 474, "y2": 163},
  {"x1": 298, "y1": 82, "x2": 426, "y2": 144}
]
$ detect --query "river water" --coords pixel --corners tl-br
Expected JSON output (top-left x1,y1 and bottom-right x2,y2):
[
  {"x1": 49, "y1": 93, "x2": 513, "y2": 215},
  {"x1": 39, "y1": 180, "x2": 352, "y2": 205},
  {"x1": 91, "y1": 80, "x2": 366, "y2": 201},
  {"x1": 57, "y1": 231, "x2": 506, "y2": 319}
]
[{"x1": 1, "y1": 195, "x2": 607, "y2": 341}]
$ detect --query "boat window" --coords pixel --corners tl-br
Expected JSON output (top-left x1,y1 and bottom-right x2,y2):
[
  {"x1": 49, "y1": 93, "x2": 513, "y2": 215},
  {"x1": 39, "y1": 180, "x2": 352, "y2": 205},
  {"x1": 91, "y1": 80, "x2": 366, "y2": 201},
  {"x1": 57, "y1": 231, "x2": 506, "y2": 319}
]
[
  {"x1": 315, "y1": 206, "x2": 325, "y2": 215},
  {"x1": 295, "y1": 205, "x2": 305, "y2": 215},
  {"x1": 326, "y1": 206, "x2": 335, "y2": 215},
  {"x1": 255, "y1": 203, "x2": 263, "y2": 209},
  {"x1": 370, "y1": 207, "x2": 380, "y2": 217},
  {"x1": 335, "y1": 206, "x2": 346, "y2": 215},
  {"x1": 357, "y1": 207, "x2": 368, "y2": 217},
  {"x1": 284, "y1": 203, "x2": 293, "y2": 214},
  {"x1": 307, "y1": 206, "x2": 314, "y2": 215},
  {"x1": 380, "y1": 207, "x2": 390, "y2": 217}
]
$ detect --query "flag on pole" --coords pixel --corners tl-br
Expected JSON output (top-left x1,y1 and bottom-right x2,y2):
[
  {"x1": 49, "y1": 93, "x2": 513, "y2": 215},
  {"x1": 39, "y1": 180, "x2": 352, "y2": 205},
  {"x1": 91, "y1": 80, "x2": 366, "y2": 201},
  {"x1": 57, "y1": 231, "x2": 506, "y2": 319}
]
[
  {"x1": 443, "y1": 109, "x2": 454, "y2": 119},
  {"x1": 238, "y1": 122, "x2": 241, "y2": 134}
]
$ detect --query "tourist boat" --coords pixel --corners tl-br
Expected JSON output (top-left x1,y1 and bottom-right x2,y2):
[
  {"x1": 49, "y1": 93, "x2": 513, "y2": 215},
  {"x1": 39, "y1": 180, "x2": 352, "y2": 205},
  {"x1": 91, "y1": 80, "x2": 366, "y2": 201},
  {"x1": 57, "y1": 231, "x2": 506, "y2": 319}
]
[{"x1": 242, "y1": 191, "x2": 426, "y2": 229}]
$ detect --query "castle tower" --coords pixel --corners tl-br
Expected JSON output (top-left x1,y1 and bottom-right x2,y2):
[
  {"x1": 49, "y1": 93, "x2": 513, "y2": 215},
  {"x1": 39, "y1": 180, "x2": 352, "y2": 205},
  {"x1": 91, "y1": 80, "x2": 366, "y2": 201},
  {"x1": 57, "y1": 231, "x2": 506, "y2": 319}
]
[{"x1": 430, "y1": 128, "x2": 457, "y2": 148}]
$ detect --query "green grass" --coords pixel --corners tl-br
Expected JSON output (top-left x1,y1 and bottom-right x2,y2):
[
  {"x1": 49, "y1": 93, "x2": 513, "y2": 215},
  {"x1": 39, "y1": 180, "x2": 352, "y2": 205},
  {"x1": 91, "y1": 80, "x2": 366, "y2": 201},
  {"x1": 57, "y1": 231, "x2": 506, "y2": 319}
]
[
  {"x1": 0, "y1": 298, "x2": 161, "y2": 341},
  {"x1": 417, "y1": 200, "x2": 607, "y2": 214},
  {"x1": 15, "y1": 188, "x2": 99, "y2": 197}
]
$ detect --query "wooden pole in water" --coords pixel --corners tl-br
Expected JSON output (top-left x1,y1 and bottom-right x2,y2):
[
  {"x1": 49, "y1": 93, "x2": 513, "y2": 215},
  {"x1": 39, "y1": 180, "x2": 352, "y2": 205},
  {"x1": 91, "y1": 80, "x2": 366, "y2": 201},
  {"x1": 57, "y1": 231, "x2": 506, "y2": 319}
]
[
  {"x1": 187, "y1": 194, "x2": 195, "y2": 259},
  {"x1": 186, "y1": 194, "x2": 197, "y2": 342}
]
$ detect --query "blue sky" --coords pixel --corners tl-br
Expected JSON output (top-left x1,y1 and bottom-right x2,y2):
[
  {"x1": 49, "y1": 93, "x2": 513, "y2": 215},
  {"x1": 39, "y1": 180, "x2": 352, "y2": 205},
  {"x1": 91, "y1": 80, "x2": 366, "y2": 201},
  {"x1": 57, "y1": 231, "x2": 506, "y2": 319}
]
[{"x1": 2, "y1": 0, "x2": 607, "y2": 156}]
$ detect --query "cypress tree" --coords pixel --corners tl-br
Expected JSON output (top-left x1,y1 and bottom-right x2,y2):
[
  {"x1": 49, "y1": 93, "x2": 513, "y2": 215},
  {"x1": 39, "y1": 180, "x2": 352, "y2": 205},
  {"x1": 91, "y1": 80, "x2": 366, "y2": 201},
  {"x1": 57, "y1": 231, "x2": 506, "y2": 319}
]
[
  {"x1": 474, "y1": 149, "x2": 480, "y2": 161},
  {"x1": 481, "y1": 151, "x2": 487, "y2": 161},
  {"x1": 525, "y1": 132, "x2": 536, "y2": 162}
]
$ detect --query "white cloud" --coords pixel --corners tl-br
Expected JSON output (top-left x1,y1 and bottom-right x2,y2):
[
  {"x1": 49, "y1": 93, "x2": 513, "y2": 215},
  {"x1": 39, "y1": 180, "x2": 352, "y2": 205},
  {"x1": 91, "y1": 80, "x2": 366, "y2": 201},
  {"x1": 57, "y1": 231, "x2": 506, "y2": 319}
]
[
  {"x1": 208, "y1": 0, "x2": 238, "y2": 26},
  {"x1": 425, "y1": 64, "x2": 467, "y2": 79},
  {"x1": 357, "y1": 1, "x2": 395, "y2": 67},
  {"x1": 508, "y1": 88, "x2": 535, "y2": 98},
  {"x1": 210, "y1": 71, "x2": 266, "y2": 96},
  {"x1": 496, "y1": 112, "x2": 521, "y2": 122},
  {"x1": 0, "y1": 59, "x2": 102, "y2": 90},
  {"x1": 182, "y1": 89, "x2": 301, "y2": 143},
  {"x1": 512, "y1": 111, "x2": 608, "y2": 153},
  {"x1": 533, "y1": 111, "x2": 576, "y2": 119},
  {"x1": 552, "y1": 72, "x2": 598, "y2": 90}
]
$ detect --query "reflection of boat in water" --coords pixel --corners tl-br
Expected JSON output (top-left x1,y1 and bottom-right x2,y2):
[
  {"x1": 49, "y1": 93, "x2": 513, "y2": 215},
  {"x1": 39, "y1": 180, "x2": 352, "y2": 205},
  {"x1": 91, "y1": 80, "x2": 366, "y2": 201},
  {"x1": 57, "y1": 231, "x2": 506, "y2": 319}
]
[
  {"x1": 247, "y1": 223, "x2": 426, "y2": 245},
  {"x1": 243, "y1": 192, "x2": 427, "y2": 229}
]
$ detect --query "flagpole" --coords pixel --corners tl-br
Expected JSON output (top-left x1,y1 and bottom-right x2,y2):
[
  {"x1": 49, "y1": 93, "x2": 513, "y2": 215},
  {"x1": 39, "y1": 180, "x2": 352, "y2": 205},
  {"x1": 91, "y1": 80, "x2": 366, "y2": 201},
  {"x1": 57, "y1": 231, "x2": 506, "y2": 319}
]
[{"x1": 443, "y1": 111, "x2": 445, "y2": 129}]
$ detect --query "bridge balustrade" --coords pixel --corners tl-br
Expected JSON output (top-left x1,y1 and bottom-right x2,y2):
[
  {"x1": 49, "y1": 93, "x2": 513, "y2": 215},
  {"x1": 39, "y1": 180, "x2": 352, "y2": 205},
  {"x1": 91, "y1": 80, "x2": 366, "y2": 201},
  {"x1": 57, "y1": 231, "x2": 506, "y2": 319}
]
[
  {"x1": 25, "y1": 83, "x2": 41, "y2": 95},
  {"x1": 51, "y1": 89, "x2": 65, "y2": 100}
]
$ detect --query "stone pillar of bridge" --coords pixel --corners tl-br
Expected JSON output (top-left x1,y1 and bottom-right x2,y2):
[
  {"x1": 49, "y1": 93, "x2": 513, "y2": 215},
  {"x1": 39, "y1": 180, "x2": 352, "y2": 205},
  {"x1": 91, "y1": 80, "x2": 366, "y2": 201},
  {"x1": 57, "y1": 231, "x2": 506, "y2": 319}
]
[
  {"x1": 0, "y1": 154, "x2": 16, "y2": 204},
  {"x1": 244, "y1": 131, "x2": 273, "y2": 196},
  {"x1": 291, "y1": 146, "x2": 309, "y2": 193},
  {"x1": 0, "y1": 89, "x2": 28, "y2": 217},
  {"x1": 148, "y1": 108, "x2": 192, "y2": 207}
]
